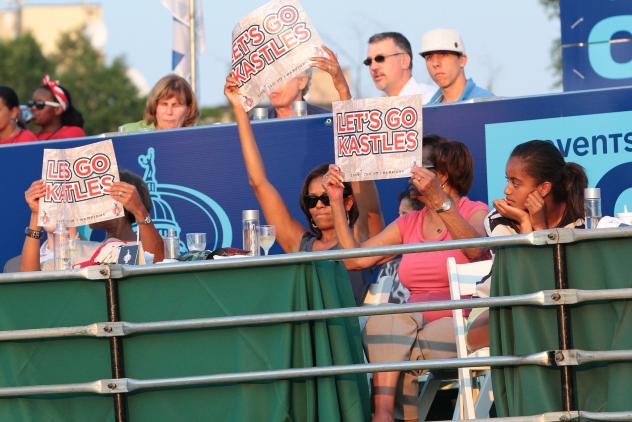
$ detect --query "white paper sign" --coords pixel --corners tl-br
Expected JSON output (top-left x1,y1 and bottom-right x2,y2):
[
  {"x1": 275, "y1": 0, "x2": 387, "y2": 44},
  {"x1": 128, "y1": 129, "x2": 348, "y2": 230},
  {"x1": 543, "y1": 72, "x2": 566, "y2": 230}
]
[
  {"x1": 230, "y1": 0, "x2": 325, "y2": 112},
  {"x1": 38, "y1": 140, "x2": 121, "y2": 228},
  {"x1": 333, "y1": 95, "x2": 424, "y2": 181}
]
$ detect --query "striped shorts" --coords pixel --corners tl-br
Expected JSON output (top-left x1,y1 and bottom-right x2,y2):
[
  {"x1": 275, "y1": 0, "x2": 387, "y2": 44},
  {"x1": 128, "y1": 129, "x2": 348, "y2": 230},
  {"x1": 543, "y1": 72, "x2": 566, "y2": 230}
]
[{"x1": 364, "y1": 313, "x2": 457, "y2": 420}]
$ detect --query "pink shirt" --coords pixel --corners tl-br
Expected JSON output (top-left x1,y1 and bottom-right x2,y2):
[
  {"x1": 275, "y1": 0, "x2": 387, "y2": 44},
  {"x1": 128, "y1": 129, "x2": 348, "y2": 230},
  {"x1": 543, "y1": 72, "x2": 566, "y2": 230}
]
[
  {"x1": 36, "y1": 126, "x2": 86, "y2": 141},
  {"x1": 396, "y1": 196, "x2": 489, "y2": 321}
]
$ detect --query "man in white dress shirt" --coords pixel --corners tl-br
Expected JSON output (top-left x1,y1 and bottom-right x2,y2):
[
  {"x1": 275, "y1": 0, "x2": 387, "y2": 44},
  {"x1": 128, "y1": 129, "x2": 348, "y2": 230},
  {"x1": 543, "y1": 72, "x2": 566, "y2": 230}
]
[{"x1": 365, "y1": 32, "x2": 435, "y2": 103}]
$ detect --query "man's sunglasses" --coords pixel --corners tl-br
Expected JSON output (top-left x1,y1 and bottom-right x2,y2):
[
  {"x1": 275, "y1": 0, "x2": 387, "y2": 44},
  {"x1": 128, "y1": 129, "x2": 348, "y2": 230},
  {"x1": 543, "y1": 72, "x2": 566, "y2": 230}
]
[
  {"x1": 363, "y1": 52, "x2": 406, "y2": 66},
  {"x1": 27, "y1": 100, "x2": 61, "y2": 110}
]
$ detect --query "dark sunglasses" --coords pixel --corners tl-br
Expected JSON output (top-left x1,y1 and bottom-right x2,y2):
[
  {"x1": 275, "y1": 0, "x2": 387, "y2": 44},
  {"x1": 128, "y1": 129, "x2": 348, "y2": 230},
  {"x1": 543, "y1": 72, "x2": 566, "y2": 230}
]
[
  {"x1": 27, "y1": 100, "x2": 60, "y2": 110},
  {"x1": 304, "y1": 194, "x2": 331, "y2": 209},
  {"x1": 363, "y1": 52, "x2": 405, "y2": 66}
]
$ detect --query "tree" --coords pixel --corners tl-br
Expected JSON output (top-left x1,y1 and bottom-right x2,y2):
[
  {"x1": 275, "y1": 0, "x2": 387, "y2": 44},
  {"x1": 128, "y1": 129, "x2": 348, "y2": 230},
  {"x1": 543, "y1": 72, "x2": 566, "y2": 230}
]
[
  {"x1": 0, "y1": 29, "x2": 145, "y2": 135},
  {"x1": 539, "y1": 0, "x2": 562, "y2": 88},
  {"x1": 0, "y1": 33, "x2": 52, "y2": 105},
  {"x1": 51, "y1": 30, "x2": 146, "y2": 135}
]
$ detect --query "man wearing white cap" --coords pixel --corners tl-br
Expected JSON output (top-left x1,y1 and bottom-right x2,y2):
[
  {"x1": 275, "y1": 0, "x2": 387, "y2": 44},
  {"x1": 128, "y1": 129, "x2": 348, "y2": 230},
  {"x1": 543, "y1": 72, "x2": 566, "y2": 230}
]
[
  {"x1": 420, "y1": 28, "x2": 494, "y2": 104},
  {"x1": 365, "y1": 32, "x2": 435, "y2": 103}
]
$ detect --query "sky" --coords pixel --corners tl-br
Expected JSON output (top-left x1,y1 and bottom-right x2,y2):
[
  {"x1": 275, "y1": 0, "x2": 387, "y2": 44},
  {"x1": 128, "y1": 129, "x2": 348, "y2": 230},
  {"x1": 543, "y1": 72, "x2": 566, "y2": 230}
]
[{"x1": 24, "y1": 0, "x2": 561, "y2": 106}]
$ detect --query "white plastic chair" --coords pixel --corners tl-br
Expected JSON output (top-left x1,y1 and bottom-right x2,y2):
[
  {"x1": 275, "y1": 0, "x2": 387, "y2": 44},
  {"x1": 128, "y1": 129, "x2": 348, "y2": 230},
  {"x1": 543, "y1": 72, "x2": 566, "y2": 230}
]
[{"x1": 447, "y1": 257, "x2": 494, "y2": 420}]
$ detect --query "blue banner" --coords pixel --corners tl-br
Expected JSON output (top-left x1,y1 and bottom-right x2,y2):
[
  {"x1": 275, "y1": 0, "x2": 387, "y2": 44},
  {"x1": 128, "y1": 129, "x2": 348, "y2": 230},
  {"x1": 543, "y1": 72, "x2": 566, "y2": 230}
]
[
  {"x1": 3, "y1": 86, "x2": 632, "y2": 269},
  {"x1": 561, "y1": 0, "x2": 632, "y2": 91}
]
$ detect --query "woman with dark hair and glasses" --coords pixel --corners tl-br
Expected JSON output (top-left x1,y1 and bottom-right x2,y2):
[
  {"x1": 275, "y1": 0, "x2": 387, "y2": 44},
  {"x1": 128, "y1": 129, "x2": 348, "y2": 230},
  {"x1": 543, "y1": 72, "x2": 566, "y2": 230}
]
[
  {"x1": 224, "y1": 71, "x2": 384, "y2": 305},
  {"x1": 324, "y1": 137, "x2": 490, "y2": 422},
  {"x1": 0, "y1": 86, "x2": 37, "y2": 145},
  {"x1": 29, "y1": 75, "x2": 85, "y2": 140}
]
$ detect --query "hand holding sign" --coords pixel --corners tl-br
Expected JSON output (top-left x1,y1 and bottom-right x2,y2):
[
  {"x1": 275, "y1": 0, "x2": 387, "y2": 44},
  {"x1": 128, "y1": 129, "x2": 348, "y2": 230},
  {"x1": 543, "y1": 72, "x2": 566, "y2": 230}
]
[
  {"x1": 322, "y1": 164, "x2": 346, "y2": 203},
  {"x1": 25, "y1": 180, "x2": 46, "y2": 216},
  {"x1": 410, "y1": 165, "x2": 448, "y2": 209},
  {"x1": 108, "y1": 181, "x2": 148, "y2": 222},
  {"x1": 310, "y1": 46, "x2": 351, "y2": 100}
]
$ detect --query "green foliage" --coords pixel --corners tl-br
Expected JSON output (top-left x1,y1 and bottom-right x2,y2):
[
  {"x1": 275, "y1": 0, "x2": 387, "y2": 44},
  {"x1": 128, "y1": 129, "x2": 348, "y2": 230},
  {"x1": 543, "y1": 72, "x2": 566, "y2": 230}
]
[
  {"x1": 539, "y1": 0, "x2": 562, "y2": 88},
  {"x1": 0, "y1": 29, "x2": 145, "y2": 135},
  {"x1": 0, "y1": 33, "x2": 52, "y2": 105}
]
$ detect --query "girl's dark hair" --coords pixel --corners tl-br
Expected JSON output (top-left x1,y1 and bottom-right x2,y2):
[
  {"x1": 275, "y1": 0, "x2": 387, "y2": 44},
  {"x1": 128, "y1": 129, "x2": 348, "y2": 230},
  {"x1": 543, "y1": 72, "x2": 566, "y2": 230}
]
[
  {"x1": 299, "y1": 164, "x2": 358, "y2": 240},
  {"x1": 40, "y1": 84, "x2": 84, "y2": 128},
  {"x1": 0, "y1": 86, "x2": 20, "y2": 109},
  {"x1": 398, "y1": 189, "x2": 423, "y2": 211},
  {"x1": 511, "y1": 140, "x2": 588, "y2": 225}
]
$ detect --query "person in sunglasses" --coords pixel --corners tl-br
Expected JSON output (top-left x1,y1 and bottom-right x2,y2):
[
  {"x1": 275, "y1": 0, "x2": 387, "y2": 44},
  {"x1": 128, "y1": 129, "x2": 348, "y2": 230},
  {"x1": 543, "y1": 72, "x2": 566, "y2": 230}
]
[
  {"x1": 29, "y1": 75, "x2": 86, "y2": 141},
  {"x1": 365, "y1": 32, "x2": 434, "y2": 103},
  {"x1": 0, "y1": 86, "x2": 37, "y2": 145},
  {"x1": 224, "y1": 75, "x2": 384, "y2": 305},
  {"x1": 323, "y1": 138, "x2": 490, "y2": 422},
  {"x1": 420, "y1": 28, "x2": 494, "y2": 104}
]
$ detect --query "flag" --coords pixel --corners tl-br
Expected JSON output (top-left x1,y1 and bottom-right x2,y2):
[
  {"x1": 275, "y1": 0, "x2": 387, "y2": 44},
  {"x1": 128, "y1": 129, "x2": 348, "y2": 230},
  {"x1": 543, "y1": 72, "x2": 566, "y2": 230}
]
[{"x1": 162, "y1": 0, "x2": 205, "y2": 88}]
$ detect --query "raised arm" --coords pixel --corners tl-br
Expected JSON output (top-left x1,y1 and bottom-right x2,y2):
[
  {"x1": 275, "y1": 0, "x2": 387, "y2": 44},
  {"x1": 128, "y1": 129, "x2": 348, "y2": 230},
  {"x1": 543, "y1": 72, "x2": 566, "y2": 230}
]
[
  {"x1": 20, "y1": 180, "x2": 45, "y2": 272},
  {"x1": 224, "y1": 77, "x2": 306, "y2": 252},
  {"x1": 324, "y1": 166, "x2": 400, "y2": 270},
  {"x1": 310, "y1": 45, "x2": 351, "y2": 101}
]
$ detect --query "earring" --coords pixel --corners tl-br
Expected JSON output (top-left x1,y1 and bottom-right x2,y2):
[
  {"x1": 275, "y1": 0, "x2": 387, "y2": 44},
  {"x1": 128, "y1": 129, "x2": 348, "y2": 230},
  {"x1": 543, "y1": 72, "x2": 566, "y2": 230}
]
[
  {"x1": 311, "y1": 220, "x2": 318, "y2": 230},
  {"x1": 440, "y1": 183, "x2": 446, "y2": 190}
]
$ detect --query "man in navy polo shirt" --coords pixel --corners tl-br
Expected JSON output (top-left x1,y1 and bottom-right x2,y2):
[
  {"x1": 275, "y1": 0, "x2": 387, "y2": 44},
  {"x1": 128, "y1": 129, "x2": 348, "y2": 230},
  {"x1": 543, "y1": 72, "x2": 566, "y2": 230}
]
[{"x1": 420, "y1": 28, "x2": 495, "y2": 104}]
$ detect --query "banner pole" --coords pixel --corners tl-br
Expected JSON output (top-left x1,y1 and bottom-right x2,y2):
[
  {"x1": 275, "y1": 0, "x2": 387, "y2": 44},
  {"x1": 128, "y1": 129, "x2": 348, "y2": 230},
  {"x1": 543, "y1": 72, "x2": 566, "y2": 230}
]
[{"x1": 189, "y1": 0, "x2": 197, "y2": 96}]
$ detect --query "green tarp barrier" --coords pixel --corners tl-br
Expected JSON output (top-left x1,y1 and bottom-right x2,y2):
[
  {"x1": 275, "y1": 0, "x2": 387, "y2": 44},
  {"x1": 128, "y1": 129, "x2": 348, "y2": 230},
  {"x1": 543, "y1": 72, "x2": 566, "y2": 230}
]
[
  {"x1": 0, "y1": 261, "x2": 370, "y2": 421},
  {"x1": 490, "y1": 237, "x2": 632, "y2": 417}
]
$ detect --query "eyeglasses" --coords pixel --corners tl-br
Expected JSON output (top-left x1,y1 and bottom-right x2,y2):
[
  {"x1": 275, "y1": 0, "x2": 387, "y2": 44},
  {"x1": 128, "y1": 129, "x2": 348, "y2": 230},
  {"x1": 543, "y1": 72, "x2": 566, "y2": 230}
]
[
  {"x1": 304, "y1": 194, "x2": 331, "y2": 209},
  {"x1": 363, "y1": 52, "x2": 406, "y2": 66},
  {"x1": 27, "y1": 100, "x2": 61, "y2": 110}
]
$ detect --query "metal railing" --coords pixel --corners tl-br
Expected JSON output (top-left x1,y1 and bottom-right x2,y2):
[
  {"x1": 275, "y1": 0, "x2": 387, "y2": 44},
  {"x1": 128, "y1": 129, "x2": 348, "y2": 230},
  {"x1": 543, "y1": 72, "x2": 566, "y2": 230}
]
[{"x1": 1, "y1": 226, "x2": 632, "y2": 422}]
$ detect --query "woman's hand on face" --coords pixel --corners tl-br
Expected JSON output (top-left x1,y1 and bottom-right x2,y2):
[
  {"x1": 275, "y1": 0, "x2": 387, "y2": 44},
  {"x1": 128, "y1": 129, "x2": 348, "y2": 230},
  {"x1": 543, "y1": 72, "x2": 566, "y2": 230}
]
[
  {"x1": 410, "y1": 165, "x2": 446, "y2": 208},
  {"x1": 25, "y1": 180, "x2": 46, "y2": 214},
  {"x1": 322, "y1": 164, "x2": 345, "y2": 202},
  {"x1": 223, "y1": 76, "x2": 243, "y2": 110},
  {"x1": 525, "y1": 191, "x2": 547, "y2": 230},
  {"x1": 310, "y1": 46, "x2": 349, "y2": 97},
  {"x1": 109, "y1": 182, "x2": 147, "y2": 221}
]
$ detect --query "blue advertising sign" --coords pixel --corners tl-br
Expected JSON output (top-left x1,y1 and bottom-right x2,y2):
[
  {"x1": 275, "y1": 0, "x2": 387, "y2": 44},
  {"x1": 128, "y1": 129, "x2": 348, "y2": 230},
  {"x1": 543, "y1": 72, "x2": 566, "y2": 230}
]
[
  {"x1": 560, "y1": 0, "x2": 632, "y2": 91},
  {"x1": 2, "y1": 85, "x2": 632, "y2": 269}
]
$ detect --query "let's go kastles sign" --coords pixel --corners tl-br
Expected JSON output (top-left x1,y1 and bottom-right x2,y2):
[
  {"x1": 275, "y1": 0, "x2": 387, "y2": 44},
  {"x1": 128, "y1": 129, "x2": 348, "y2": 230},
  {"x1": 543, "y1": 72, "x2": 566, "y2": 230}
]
[
  {"x1": 333, "y1": 95, "x2": 423, "y2": 181},
  {"x1": 39, "y1": 140, "x2": 121, "y2": 228},
  {"x1": 230, "y1": 0, "x2": 325, "y2": 112}
]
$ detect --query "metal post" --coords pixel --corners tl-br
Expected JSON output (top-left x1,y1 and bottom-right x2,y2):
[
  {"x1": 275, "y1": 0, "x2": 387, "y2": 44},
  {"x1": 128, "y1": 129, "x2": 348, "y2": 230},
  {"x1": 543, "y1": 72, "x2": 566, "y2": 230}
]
[
  {"x1": 105, "y1": 277, "x2": 127, "y2": 422},
  {"x1": 552, "y1": 244, "x2": 575, "y2": 411},
  {"x1": 188, "y1": 0, "x2": 197, "y2": 96}
]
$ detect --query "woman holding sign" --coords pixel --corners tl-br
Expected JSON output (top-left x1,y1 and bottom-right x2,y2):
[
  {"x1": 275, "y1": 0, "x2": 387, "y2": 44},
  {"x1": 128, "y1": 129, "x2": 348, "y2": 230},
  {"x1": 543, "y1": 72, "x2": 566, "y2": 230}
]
[
  {"x1": 224, "y1": 48, "x2": 384, "y2": 305},
  {"x1": 20, "y1": 171, "x2": 165, "y2": 272},
  {"x1": 323, "y1": 138, "x2": 490, "y2": 422}
]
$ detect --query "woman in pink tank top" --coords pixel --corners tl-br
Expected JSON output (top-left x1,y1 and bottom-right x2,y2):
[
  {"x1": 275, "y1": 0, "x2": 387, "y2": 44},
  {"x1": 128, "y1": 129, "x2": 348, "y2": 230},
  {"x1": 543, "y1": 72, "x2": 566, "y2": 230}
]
[{"x1": 324, "y1": 136, "x2": 490, "y2": 422}]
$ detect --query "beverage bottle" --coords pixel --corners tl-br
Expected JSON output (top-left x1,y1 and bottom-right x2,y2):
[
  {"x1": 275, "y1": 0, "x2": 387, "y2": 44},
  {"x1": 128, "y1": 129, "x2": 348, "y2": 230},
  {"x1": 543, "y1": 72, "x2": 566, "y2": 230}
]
[
  {"x1": 584, "y1": 188, "x2": 602, "y2": 229},
  {"x1": 165, "y1": 229, "x2": 180, "y2": 260},
  {"x1": 242, "y1": 210, "x2": 260, "y2": 256},
  {"x1": 53, "y1": 222, "x2": 71, "y2": 270}
]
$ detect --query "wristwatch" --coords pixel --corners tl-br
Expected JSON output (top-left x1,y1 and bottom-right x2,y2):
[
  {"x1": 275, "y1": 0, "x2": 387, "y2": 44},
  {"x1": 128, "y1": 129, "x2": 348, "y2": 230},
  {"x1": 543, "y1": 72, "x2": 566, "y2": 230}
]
[
  {"x1": 25, "y1": 227, "x2": 43, "y2": 239},
  {"x1": 435, "y1": 200, "x2": 452, "y2": 214},
  {"x1": 137, "y1": 215, "x2": 153, "y2": 225}
]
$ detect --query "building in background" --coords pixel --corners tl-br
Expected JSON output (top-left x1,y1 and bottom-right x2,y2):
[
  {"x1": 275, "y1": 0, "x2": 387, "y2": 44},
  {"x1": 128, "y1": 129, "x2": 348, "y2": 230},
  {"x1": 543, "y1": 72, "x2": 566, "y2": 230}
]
[{"x1": 0, "y1": 1, "x2": 105, "y2": 55}]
